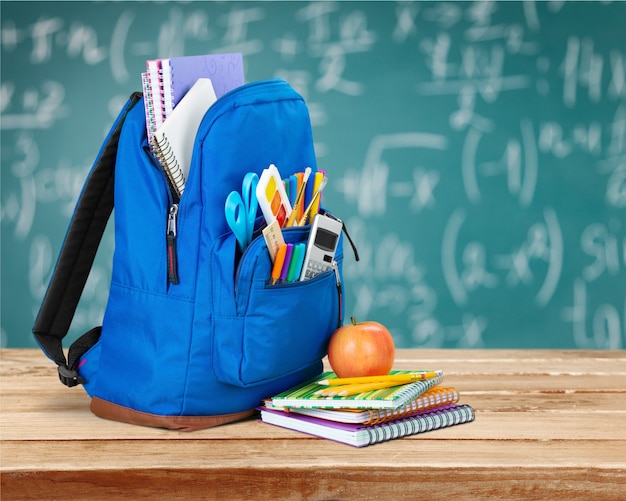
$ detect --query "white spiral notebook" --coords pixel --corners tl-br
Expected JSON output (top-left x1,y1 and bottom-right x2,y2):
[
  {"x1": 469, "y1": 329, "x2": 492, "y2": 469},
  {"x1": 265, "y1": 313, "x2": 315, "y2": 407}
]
[{"x1": 152, "y1": 78, "x2": 217, "y2": 198}]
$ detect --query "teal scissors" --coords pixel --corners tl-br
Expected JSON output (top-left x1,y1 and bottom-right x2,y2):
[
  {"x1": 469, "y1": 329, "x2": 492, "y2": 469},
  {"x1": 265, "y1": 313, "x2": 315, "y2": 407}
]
[{"x1": 225, "y1": 172, "x2": 259, "y2": 252}]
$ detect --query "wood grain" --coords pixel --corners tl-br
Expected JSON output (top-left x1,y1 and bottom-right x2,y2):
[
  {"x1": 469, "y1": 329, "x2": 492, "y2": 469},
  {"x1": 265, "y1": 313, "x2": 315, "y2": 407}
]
[{"x1": 2, "y1": 349, "x2": 625, "y2": 500}]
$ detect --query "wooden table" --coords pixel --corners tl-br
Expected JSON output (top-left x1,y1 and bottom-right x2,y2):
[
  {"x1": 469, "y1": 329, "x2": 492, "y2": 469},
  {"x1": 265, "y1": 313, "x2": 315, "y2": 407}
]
[{"x1": 1, "y1": 349, "x2": 625, "y2": 500}]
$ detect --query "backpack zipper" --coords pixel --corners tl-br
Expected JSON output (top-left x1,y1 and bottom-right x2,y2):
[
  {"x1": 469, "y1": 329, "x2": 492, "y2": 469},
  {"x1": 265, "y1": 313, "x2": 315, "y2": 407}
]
[
  {"x1": 166, "y1": 203, "x2": 180, "y2": 284},
  {"x1": 148, "y1": 142, "x2": 181, "y2": 286},
  {"x1": 332, "y1": 260, "x2": 343, "y2": 329}
]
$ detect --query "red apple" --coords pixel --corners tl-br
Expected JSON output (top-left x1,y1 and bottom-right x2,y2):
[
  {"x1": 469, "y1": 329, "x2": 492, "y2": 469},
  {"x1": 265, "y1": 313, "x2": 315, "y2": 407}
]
[{"x1": 327, "y1": 317, "x2": 395, "y2": 377}]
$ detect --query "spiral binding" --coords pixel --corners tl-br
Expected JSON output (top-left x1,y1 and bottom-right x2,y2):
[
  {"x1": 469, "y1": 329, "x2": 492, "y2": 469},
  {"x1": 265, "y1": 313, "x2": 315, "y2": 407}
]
[
  {"x1": 145, "y1": 60, "x2": 166, "y2": 130},
  {"x1": 363, "y1": 386, "x2": 459, "y2": 425},
  {"x1": 141, "y1": 72, "x2": 156, "y2": 148},
  {"x1": 161, "y1": 65, "x2": 175, "y2": 118},
  {"x1": 155, "y1": 66, "x2": 166, "y2": 117},
  {"x1": 152, "y1": 134, "x2": 186, "y2": 197},
  {"x1": 364, "y1": 404, "x2": 474, "y2": 446}
]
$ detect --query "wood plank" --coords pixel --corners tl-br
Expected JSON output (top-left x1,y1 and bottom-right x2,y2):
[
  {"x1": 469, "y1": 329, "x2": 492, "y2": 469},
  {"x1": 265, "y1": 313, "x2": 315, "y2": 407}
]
[
  {"x1": 3, "y1": 466, "x2": 624, "y2": 501},
  {"x1": 7, "y1": 372, "x2": 625, "y2": 395},
  {"x1": 2, "y1": 441, "x2": 625, "y2": 500},
  {"x1": 2, "y1": 409, "x2": 626, "y2": 442},
  {"x1": 3, "y1": 468, "x2": 626, "y2": 501},
  {"x1": 6, "y1": 349, "x2": 626, "y2": 376},
  {"x1": 461, "y1": 391, "x2": 626, "y2": 412},
  {"x1": 4, "y1": 389, "x2": 624, "y2": 416},
  {"x1": 8, "y1": 374, "x2": 624, "y2": 399},
  {"x1": 3, "y1": 349, "x2": 626, "y2": 500},
  {"x1": 3, "y1": 439, "x2": 625, "y2": 471},
  {"x1": 5, "y1": 349, "x2": 626, "y2": 394}
]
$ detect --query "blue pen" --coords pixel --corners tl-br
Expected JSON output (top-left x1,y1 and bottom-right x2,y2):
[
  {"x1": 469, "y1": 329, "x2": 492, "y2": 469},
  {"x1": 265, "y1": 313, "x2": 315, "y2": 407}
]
[
  {"x1": 289, "y1": 174, "x2": 298, "y2": 207},
  {"x1": 304, "y1": 173, "x2": 315, "y2": 214},
  {"x1": 279, "y1": 244, "x2": 294, "y2": 283}
]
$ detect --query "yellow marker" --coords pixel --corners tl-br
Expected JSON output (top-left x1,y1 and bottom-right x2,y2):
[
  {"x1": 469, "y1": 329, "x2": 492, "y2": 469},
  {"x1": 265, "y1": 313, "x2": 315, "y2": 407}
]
[{"x1": 317, "y1": 371, "x2": 441, "y2": 386}]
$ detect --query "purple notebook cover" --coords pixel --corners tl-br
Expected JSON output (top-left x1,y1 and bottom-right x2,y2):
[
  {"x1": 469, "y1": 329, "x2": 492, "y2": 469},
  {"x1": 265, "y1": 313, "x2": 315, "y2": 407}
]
[
  {"x1": 261, "y1": 403, "x2": 462, "y2": 433},
  {"x1": 167, "y1": 52, "x2": 244, "y2": 106}
]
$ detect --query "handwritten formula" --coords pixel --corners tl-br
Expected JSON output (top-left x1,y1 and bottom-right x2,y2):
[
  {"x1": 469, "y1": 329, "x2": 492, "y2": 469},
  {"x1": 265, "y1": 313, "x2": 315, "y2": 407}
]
[{"x1": 2, "y1": 1, "x2": 624, "y2": 349}]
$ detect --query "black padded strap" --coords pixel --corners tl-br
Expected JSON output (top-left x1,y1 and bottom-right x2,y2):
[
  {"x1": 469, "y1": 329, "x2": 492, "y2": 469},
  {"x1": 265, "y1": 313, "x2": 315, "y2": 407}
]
[{"x1": 33, "y1": 92, "x2": 141, "y2": 383}]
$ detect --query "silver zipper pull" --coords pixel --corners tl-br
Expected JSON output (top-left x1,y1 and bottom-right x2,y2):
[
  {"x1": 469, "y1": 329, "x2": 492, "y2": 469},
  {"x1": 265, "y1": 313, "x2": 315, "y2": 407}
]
[{"x1": 167, "y1": 204, "x2": 178, "y2": 236}]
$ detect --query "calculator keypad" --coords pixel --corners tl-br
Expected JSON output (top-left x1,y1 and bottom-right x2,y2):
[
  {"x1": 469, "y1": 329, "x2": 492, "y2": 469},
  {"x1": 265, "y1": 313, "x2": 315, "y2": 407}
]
[{"x1": 304, "y1": 260, "x2": 330, "y2": 279}]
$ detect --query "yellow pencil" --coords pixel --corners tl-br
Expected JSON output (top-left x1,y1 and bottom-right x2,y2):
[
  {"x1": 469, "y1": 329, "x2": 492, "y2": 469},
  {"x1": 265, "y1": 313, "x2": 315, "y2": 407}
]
[
  {"x1": 315, "y1": 380, "x2": 406, "y2": 397},
  {"x1": 310, "y1": 171, "x2": 324, "y2": 220},
  {"x1": 298, "y1": 174, "x2": 327, "y2": 226},
  {"x1": 317, "y1": 371, "x2": 441, "y2": 386}
]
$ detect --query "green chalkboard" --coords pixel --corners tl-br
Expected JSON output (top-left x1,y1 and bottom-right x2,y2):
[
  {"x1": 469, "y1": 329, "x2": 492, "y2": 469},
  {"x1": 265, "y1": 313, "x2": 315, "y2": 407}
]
[{"x1": 2, "y1": 1, "x2": 625, "y2": 349}]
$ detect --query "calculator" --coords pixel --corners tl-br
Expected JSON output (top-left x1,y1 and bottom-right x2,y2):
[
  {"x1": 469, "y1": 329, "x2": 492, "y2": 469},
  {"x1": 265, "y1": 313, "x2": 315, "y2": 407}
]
[{"x1": 300, "y1": 214, "x2": 343, "y2": 281}]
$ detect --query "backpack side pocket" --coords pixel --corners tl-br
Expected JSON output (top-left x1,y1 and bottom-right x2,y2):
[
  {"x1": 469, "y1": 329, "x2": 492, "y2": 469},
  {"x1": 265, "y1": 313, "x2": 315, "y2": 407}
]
[{"x1": 211, "y1": 228, "x2": 343, "y2": 387}]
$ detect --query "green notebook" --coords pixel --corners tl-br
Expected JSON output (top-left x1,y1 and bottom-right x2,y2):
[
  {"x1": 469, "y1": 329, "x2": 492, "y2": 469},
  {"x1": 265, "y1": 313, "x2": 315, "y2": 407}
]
[{"x1": 269, "y1": 370, "x2": 444, "y2": 410}]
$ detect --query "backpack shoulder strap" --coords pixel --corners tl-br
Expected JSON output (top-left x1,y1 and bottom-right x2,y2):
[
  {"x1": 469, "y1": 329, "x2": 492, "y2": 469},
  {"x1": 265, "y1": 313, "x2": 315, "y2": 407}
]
[{"x1": 33, "y1": 92, "x2": 142, "y2": 387}]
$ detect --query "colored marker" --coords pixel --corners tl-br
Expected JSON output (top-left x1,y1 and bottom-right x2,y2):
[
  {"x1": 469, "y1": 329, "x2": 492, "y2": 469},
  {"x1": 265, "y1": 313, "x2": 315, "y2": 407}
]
[
  {"x1": 279, "y1": 243, "x2": 294, "y2": 283},
  {"x1": 286, "y1": 243, "x2": 303, "y2": 282},
  {"x1": 271, "y1": 244, "x2": 287, "y2": 285},
  {"x1": 286, "y1": 243, "x2": 305, "y2": 282}
]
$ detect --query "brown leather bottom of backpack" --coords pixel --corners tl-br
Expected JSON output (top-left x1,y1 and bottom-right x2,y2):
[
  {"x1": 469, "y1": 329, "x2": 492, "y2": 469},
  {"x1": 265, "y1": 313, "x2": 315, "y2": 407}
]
[{"x1": 90, "y1": 396, "x2": 257, "y2": 431}]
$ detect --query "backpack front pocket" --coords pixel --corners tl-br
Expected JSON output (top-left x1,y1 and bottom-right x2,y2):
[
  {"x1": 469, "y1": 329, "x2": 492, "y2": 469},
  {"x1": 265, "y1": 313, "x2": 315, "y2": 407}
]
[{"x1": 211, "y1": 229, "x2": 343, "y2": 387}]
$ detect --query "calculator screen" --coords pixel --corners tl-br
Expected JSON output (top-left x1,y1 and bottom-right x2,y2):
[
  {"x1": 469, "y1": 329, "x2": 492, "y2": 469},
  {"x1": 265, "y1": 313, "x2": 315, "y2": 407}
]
[{"x1": 314, "y1": 228, "x2": 338, "y2": 252}]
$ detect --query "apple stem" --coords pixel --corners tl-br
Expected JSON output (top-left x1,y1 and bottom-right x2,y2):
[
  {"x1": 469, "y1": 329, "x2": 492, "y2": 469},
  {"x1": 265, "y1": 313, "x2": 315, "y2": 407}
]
[{"x1": 351, "y1": 316, "x2": 357, "y2": 326}]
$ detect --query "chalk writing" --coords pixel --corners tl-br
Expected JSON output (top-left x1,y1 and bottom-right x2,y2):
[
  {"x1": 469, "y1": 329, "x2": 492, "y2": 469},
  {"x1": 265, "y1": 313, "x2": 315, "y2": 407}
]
[{"x1": 1, "y1": 1, "x2": 624, "y2": 349}]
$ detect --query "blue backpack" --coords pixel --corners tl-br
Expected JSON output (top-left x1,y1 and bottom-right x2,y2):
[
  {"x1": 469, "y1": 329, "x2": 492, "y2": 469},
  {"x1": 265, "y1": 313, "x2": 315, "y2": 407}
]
[{"x1": 33, "y1": 79, "x2": 356, "y2": 430}]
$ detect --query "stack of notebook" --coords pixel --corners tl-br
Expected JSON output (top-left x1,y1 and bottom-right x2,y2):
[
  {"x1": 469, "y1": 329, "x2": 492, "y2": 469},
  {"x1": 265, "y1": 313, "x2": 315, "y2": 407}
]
[
  {"x1": 260, "y1": 370, "x2": 475, "y2": 448},
  {"x1": 142, "y1": 52, "x2": 244, "y2": 149},
  {"x1": 141, "y1": 53, "x2": 245, "y2": 198}
]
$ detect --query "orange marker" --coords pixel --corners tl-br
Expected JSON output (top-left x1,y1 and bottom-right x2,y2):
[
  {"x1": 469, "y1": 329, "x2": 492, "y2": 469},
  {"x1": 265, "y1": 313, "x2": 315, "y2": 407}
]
[{"x1": 271, "y1": 244, "x2": 287, "y2": 285}]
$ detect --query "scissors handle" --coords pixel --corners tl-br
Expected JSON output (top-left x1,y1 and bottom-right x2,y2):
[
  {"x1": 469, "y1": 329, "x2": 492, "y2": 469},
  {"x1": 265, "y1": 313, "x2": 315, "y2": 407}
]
[
  {"x1": 241, "y1": 172, "x2": 259, "y2": 232},
  {"x1": 225, "y1": 192, "x2": 247, "y2": 251},
  {"x1": 225, "y1": 172, "x2": 259, "y2": 251}
]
